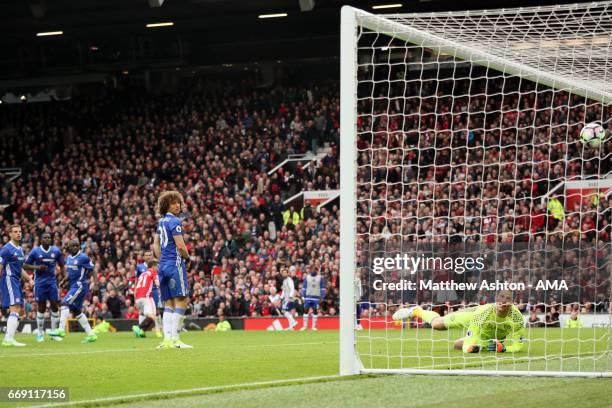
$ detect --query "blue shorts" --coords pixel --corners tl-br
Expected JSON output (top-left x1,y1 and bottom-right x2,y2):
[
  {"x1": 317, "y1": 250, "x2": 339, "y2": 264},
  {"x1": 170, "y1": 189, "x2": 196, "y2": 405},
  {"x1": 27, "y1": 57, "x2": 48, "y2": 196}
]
[
  {"x1": 1, "y1": 275, "x2": 23, "y2": 308},
  {"x1": 158, "y1": 261, "x2": 189, "y2": 302},
  {"x1": 34, "y1": 281, "x2": 59, "y2": 303},
  {"x1": 304, "y1": 299, "x2": 320, "y2": 314},
  {"x1": 63, "y1": 284, "x2": 89, "y2": 313},
  {"x1": 152, "y1": 285, "x2": 162, "y2": 308}
]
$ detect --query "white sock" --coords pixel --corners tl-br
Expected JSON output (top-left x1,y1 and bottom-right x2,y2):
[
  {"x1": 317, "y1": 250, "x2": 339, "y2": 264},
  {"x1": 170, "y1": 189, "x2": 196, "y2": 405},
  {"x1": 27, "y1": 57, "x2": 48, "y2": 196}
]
[
  {"x1": 77, "y1": 313, "x2": 93, "y2": 336},
  {"x1": 173, "y1": 308, "x2": 186, "y2": 341},
  {"x1": 51, "y1": 311, "x2": 60, "y2": 330},
  {"x1": 303, "y1": 314, "x2": 309, "y2": 328},
  {"x1": 59, "y1": 306, "x2": 70, "y2": 331},
  {"x1": 155, "y1": 315, "x2": 162, "y2": 331},
  {"x1": 4, "y1": 312, "x2": 19, "y2": 342},
  {"x1": 163, "y1": 308, "x2": 174, "y2": 341},
  {"x1": 138, "y1": 315, "x2": 145, "y2": 325},
  {"x1": 284, "y1": 311, "x2": 296, "y2": 328},
  {"x1": 37, "y1": 312, "x2": 45, "y2": 335},
  {"x1": 313, "y1": 314, "x2": 318, "y2": 329}
]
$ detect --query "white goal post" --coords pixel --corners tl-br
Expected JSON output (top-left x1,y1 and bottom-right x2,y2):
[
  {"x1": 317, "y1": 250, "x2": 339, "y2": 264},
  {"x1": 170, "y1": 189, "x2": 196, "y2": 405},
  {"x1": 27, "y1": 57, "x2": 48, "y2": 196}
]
[{"x1": 339, "y1": 2, "x2": 612, "y2": 377}]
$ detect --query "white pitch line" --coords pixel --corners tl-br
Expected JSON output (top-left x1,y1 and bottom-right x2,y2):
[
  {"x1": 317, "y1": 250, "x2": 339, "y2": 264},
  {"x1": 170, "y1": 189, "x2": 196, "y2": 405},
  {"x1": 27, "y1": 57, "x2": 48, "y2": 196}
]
[
  {"x1": 29, "y1": 374, "x2": 345, "y2": 408},
  {"x1": 0, "y1": 341, "x2": 339, "y2": 359},
  {"x1": 0, "y1": 348, "x2": 150, "y2": 358},
  {"x1": 247, "y1": 340, "x2": 339, "y2": 348}
]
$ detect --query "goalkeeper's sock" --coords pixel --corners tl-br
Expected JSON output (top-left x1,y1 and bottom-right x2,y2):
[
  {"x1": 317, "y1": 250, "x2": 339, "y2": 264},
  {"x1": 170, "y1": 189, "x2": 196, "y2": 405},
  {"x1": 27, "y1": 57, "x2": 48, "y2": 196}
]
[
  {"x1": 76, "y1": 313, "x2": 93, "y2": 336},
  {"x1": 163, "y1": 307, "x2": 174, "y2": 341},
  {"x1": 417, "y1": 309, "x2": 440, "y2": 325},
  {"x1": 59, "y1": 306, "x2": 70, "y2": 330},
  {"x1": 172, "y1": 308, "x2": 186, "y2": 341},
  {"x1": 36, "y1": 312, "x2": 45, "y2": 335},
  {"x1": 303, "y1": 314, "x2": 309, "y2": 329},
  {"x1": 50, "y1": 311, "x2": 60, "y2": 330}
]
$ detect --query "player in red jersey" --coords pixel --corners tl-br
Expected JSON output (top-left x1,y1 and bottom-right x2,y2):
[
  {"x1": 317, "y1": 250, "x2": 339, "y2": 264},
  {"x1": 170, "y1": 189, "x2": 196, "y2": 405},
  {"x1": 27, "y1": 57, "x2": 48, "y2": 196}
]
[{"x1": 131, "y1": 259, "x2": 160, "y2": 338}]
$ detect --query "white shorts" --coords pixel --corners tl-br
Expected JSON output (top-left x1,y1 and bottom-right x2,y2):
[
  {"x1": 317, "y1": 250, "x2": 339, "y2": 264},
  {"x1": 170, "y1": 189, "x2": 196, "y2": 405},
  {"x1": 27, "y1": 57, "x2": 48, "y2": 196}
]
[{"x1": 136, "y1": 297, "x2": 156, "y2": 317}]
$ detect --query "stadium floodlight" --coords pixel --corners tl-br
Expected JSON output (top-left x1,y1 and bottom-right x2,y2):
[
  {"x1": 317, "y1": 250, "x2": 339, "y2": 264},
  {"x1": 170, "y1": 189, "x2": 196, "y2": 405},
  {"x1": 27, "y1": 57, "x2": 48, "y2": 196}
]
[
  {"x1": 145, "y1": 22, "x2": 174, "y2": 28},
  {"x1": 258, "y1": 13, "x2": 288, "y2": 19},
  {"x1": 371, "y1": 4, "x2": 403, "y2": 10},
  {"x1": 36, "y1": 31, "x2": 63, "y2": 37},
  {"x1": 340, "y1": 2, "x2": 612, "y2": 378}
]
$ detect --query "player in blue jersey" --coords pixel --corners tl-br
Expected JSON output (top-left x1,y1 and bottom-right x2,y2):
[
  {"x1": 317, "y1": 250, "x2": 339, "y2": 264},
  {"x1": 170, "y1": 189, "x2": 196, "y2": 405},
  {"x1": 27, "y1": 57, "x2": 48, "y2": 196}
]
[
  {"x1": 300, "y1": 266, "x2": 326, "y2": 331},
  {"x1": 0, "y1": 224, "x2": 34, "y2": 346},
  {"x1": 24, "y1": 233, "x2": 65, "y2": 342},
  {"x1": 153, "y1": 191, "x2": 192, "y2": 349},
  {"x1": 136, "y1": 250, "x2": 162, "y2": 338},
  {"x1": 48, "y1": 239, "x2": 99, "y2": 343}
]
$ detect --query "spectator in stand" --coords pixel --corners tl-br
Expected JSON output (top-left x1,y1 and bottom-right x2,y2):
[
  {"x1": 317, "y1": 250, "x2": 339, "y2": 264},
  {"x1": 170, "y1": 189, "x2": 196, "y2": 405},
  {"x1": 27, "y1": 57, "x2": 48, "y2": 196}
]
[
  {"x1": 527, "y1": 310, "x2": 543, "y2": 327},
  {"x1": 96, "y1": 304, "x2": 113, "y2": 321},
  {"x1": 106, "y1": 290, "x2": 123, "y2": 319},
  {"x1": 545, "y1": 306, "x2": 561, "y2": 327},
  {"x1": 200, "y1": 297, "x2": 215, "y2": 318}
]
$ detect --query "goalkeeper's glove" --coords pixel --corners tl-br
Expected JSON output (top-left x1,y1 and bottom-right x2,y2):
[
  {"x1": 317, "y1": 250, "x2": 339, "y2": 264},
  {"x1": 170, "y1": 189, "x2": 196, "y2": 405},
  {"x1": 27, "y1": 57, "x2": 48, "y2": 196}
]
[
  {"x1": 465, "y1": 344, "x2": 480, "y2": 353},
  {"x1": 487, "y1": 339, "x2": 506, "y2": 353}
]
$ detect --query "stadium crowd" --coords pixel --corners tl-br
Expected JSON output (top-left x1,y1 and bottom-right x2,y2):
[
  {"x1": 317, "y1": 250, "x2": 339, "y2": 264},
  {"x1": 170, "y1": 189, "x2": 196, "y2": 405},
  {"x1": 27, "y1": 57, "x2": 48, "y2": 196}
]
[
  {"x1": 1, "y1": 61, "x2": 611, "y2": 324},
  {"x1": 0, "y1": 77, "x2": 341, "y2": 321}
]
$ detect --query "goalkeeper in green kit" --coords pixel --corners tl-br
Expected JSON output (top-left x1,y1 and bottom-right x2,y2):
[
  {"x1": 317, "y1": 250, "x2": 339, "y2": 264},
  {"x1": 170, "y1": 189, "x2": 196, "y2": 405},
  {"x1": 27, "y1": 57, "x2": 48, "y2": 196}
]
[{"x1": 393, "y1": 290, "x2": 525, "y2": 353}]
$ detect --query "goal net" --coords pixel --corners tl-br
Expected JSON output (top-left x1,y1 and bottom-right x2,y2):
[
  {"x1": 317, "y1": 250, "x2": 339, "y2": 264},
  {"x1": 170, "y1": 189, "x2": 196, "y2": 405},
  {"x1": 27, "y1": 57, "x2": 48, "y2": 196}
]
[{"x1": 339, "y1": 2, "x2": 612, "y2": 377}]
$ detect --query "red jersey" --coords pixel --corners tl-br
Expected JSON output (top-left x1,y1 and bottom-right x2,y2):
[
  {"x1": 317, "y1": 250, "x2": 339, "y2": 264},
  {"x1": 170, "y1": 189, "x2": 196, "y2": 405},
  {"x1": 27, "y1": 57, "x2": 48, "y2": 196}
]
[{"x1": 135, "y1": 268, "x2": 158, "y2": 300}]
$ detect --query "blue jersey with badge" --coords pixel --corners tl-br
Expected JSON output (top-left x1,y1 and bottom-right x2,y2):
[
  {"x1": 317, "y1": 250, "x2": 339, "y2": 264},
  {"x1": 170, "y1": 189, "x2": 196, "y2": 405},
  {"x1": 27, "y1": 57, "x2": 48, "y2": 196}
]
[
  {"x1": 158, "y1": 213, "x2": 183, "y2": 265},
  {"x1": 66, "y1": 252, "x2": 94, "y2": 286},
  {"x1": 0, "y1": 242, "x2": 26, "y2": 307},
  {"x1": 0, "y1": 242, "x2": 25, "y2": 279},
  {"x1": 157, "y1": 213, "x2": 190, "y2": 301},
  {"x1": 26, "y1": 246, "x2": 64, "y2": 285}
]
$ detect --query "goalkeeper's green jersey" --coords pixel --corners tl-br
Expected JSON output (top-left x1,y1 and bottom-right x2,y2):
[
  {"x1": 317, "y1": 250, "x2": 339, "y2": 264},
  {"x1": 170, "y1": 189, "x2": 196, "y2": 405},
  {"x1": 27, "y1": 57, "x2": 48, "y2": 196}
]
[{"x1": 461, "y1": 304, "x2": 525, "y2": 353}]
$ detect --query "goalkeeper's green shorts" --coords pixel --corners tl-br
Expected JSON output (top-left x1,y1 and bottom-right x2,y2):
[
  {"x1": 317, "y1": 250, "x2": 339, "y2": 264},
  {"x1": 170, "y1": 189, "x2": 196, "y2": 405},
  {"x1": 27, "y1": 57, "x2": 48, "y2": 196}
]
[{"x1": 442, "y1": 310, "x2": 474, "y2": 329}]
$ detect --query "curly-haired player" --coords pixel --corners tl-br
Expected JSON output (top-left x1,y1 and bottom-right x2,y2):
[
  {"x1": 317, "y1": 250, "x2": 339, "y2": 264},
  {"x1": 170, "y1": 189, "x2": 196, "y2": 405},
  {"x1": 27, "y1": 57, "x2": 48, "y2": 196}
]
[{"x1": 153, "y1": 191, "x2": 192, "y2": 349}]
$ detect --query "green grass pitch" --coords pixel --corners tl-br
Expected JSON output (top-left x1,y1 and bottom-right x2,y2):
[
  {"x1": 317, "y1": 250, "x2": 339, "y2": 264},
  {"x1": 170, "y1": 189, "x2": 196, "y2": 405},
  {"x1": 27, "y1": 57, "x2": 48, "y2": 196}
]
[{"x1": 0, "y1": 328, "x2": 610, "y2": 407}]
